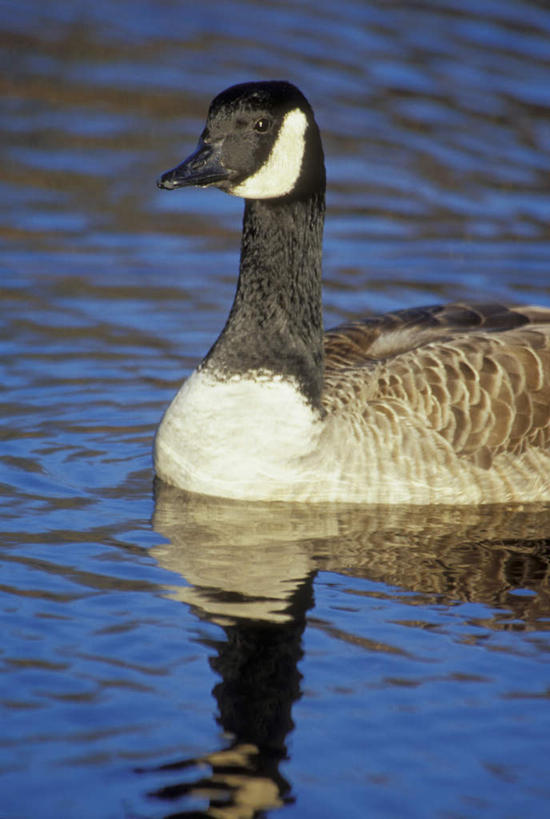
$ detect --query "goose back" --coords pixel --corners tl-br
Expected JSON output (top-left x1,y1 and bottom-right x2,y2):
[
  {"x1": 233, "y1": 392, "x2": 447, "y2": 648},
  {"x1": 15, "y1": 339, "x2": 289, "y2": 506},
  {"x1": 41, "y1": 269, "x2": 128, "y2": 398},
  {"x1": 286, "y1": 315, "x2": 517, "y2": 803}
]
[{"x1": 319, "y1": 303, "x2": 550, "y2": 503}]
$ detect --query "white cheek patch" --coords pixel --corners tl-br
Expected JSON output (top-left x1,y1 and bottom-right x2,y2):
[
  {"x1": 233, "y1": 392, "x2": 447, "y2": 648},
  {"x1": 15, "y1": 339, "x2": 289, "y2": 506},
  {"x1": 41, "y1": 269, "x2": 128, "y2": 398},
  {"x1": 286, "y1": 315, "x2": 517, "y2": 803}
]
[{"x1": 230, "y1": 108, "x2": 308, "y2": 199}]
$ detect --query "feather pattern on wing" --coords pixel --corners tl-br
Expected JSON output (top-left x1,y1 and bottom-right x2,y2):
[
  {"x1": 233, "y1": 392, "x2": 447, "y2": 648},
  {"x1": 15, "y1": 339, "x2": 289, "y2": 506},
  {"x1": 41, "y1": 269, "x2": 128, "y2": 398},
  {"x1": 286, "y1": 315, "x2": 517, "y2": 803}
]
[{"x1": 323, "y1": 303, "x2": 550, "y2": 473}]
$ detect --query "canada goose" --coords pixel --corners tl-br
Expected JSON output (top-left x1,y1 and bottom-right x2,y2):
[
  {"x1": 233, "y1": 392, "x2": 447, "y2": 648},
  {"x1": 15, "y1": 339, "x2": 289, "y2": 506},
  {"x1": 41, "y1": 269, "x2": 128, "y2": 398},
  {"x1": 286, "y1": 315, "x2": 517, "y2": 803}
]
[{"x1": 155, "y1": 81, "x2": 550, "y2": 504}]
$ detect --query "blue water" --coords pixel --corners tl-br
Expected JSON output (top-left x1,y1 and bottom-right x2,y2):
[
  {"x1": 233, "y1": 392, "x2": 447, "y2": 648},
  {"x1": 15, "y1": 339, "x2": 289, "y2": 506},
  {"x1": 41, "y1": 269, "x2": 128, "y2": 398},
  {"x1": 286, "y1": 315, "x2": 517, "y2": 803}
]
[{"x1": 2, "y1": 1, "x2": 550, "y2": 816}]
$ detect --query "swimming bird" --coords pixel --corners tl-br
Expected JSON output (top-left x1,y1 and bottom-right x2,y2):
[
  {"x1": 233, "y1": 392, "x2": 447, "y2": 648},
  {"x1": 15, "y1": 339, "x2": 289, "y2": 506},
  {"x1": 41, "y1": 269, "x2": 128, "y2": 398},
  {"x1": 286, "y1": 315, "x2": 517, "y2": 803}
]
[{"x1": 155, "y1": 80, "x2": 550, "y2": 504}]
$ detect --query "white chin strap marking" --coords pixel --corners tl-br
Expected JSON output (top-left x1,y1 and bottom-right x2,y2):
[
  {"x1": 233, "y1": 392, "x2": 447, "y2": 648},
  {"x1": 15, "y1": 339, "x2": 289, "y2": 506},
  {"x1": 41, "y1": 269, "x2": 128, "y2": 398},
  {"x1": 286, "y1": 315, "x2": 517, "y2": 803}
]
[{"x1": 230, "y1": 108, "x2": 308, "y2": 199}]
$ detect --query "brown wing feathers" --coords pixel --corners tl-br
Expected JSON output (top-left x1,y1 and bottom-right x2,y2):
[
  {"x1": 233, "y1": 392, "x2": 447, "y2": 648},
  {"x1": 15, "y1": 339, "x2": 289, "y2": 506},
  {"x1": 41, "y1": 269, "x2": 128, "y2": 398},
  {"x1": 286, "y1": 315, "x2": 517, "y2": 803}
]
[{"x1": 324, "y1": 303, "x2": 550, "y2": 467}]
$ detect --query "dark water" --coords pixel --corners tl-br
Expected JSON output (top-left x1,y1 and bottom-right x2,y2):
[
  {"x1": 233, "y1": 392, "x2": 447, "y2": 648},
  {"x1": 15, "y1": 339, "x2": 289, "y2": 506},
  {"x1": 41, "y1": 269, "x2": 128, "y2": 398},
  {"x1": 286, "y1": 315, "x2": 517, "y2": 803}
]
[{"x1": 2, "y1": 1, "x2": 550, "y2": 816}]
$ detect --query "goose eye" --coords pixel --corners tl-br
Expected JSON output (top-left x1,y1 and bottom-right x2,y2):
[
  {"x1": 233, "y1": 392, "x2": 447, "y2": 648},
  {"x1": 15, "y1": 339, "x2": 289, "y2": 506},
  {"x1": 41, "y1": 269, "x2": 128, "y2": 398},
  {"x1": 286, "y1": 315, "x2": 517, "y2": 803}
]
[{"x1": 254, "y1": 118, "x2": 271, "y2": 133}]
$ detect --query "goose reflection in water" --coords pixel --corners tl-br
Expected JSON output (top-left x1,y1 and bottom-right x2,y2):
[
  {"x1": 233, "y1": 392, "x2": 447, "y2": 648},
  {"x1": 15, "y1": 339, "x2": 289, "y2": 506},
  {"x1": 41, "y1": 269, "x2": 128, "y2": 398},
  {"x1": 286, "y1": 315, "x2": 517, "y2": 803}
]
[{"x1": 142, "y1": 485, "x2": 550, "y2": 817}]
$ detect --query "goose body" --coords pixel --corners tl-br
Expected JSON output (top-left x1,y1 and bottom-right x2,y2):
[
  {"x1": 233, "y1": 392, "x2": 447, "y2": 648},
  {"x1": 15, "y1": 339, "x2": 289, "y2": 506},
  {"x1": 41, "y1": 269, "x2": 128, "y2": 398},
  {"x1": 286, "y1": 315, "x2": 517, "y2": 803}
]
[{"x1": 155, "y1": 81, "x2": 550, "y2": 504}]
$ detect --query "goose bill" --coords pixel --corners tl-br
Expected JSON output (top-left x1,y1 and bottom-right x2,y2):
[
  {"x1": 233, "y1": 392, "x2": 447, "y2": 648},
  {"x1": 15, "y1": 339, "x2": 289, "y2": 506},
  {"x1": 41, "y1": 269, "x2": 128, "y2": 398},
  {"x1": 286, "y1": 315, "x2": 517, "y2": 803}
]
[{"x1": 157, "y1": 139, "x2": 230, "y2": 190}]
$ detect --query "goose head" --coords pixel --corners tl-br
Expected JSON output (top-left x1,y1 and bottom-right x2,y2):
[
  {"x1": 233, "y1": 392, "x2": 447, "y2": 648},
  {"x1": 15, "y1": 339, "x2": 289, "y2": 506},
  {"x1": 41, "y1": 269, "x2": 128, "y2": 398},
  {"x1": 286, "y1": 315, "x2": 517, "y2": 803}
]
[{"x1": 157, "y1": 81, "x2": 325, "y2": 201}]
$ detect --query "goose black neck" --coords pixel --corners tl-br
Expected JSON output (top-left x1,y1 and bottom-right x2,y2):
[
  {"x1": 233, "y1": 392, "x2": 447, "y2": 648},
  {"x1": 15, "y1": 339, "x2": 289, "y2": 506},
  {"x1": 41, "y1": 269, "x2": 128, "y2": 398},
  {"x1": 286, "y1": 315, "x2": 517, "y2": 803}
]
[{"x1": 202, "y1": 191, "x2": 326, "y2": 407}]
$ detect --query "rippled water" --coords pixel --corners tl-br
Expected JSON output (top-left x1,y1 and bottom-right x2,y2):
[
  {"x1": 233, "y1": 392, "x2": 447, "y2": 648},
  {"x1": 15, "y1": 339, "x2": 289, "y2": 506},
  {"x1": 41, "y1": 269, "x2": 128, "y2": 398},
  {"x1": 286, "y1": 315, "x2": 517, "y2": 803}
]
[{"x1": 2, "y1": 1, "x2": 550, "y2": 816}]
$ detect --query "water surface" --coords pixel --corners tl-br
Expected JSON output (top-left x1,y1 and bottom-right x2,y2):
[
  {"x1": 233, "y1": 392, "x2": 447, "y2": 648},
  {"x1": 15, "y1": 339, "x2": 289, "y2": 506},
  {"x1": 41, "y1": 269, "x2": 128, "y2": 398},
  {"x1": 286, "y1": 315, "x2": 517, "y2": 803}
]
[{"x1": 2, "y1": 1, "x2": 550, "y2": 816}]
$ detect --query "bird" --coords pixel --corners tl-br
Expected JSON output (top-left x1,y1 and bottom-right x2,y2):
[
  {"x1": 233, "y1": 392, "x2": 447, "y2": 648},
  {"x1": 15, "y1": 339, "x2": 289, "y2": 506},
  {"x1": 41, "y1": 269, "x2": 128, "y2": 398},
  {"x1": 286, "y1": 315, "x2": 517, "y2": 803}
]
[{"x1": 154, "y1": 80, "x2": 550, "y2": 504}]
